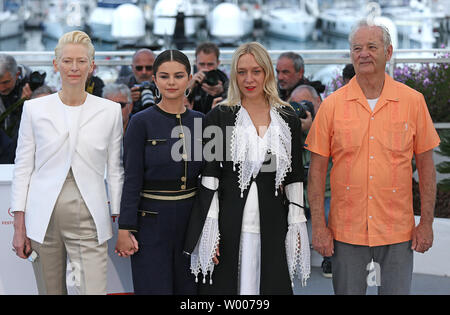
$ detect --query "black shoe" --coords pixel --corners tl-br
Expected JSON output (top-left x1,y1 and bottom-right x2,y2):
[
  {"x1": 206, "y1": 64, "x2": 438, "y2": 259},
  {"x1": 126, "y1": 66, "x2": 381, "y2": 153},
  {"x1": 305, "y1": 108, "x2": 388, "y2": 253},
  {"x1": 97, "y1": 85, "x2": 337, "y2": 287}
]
[{"x1": 321, "y1": 258, "x2": 332, "y2": 278}]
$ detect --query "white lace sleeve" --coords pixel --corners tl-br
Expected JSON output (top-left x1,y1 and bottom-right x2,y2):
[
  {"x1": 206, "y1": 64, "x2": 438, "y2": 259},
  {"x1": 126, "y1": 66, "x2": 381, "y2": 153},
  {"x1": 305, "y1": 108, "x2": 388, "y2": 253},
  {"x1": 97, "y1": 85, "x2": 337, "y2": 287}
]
[
  {"x1": 285, "y1": 182, "x2": 311, "y2": 287},
  {"x1": 190, "y1": 177, "x2": 220, "y2": 284}
]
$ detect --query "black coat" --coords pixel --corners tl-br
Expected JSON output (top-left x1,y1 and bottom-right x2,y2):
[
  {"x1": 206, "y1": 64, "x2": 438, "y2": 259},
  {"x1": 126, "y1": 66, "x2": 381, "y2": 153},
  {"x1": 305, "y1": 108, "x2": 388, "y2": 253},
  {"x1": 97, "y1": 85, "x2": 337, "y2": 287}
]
[{"x1": 184, "y1": 105, "x2": 304, "y2": 295}]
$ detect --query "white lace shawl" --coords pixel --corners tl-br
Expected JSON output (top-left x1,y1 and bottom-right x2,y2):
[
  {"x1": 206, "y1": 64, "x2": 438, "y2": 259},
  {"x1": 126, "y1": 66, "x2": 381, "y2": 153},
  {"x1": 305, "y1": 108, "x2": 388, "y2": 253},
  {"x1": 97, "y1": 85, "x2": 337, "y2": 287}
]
[
  {"x1": 190, "y1": 105, "x2": 310, "y2": 287},
  {"x1": 230, "y1": 105, "x2": 292, "y2": 197}
]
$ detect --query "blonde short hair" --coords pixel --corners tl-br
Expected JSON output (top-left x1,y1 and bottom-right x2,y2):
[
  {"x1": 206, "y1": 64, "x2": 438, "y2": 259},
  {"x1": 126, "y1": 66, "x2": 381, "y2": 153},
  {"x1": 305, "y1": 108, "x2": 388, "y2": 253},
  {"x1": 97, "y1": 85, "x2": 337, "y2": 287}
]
[
  {"x1": 54, "y1": 30, "x2": 95, "y2": 61},
  {"x1": 222, "y1": 41, "x2": 289, "y2": 109}
]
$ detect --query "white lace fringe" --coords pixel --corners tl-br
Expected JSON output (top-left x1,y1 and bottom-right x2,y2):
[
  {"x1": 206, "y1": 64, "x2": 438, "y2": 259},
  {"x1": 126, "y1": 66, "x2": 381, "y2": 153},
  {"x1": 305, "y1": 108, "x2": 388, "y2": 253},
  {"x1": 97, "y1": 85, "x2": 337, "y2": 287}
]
[
  {"x1": 190, "y1": 217, "x2": 220, "y2": 285},
  {"x1": 286, "y1": 222, "x2": 311, "y2": 287}
]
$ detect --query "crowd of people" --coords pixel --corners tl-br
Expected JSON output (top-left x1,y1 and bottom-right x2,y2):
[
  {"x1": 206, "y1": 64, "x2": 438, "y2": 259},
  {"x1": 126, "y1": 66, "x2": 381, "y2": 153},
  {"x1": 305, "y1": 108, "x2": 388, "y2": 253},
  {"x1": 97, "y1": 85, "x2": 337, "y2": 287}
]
[{"x1": 7, "y1": 19, "x2": 440, "y2": 296}]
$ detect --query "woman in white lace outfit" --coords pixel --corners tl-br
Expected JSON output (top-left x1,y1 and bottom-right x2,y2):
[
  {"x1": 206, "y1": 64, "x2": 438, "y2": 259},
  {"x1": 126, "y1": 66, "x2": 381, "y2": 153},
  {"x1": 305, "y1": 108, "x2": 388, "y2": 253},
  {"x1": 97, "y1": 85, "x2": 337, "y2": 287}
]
[{"x1": 184, "y1": 42, "x2": 310, "y2": 295}]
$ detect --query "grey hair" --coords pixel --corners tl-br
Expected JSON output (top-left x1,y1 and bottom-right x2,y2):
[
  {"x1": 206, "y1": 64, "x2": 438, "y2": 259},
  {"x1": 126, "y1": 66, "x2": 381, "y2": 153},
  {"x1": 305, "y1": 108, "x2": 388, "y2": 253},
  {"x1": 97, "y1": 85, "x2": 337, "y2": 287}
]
[
  {"x1": 278, "y1": 52, "x2": 304, "y2": 72},
  {"x1": 0, "y1": 54, "x2": 18, "y2": 77},
  {"x1": 102, "y1": 83, "x2": 132, "y2": 103},
  {"x1": 348, "y1": 20, "x2": 392, "y2": 53},
  {"x1": 292, "y1": 84, "x2": 319, "y2": 99}
]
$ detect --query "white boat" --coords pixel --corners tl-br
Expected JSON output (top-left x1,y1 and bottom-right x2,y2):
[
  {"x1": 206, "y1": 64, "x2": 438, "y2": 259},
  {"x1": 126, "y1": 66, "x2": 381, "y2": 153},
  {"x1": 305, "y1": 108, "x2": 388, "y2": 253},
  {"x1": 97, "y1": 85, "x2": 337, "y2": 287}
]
[
  {"x1": 153, "y1": 0, "x2": 198, "y2": 38},
  {"x1": 382, "y1": 0, "x2": 446, "y2": 48},
  {"x1": 208, "y1": 2, "x2": 254, "y2": 44},
  {"x1": 42, "y1": 0, "x2": 90, "y2": 40},
  {"x1": 262, "y1": 0, "x2": 318, "y2": 41},
  {"x1": 88, "y1": 1, "x2": 131, "y2": 42},
  {"x1": 0, "y1": 11, "x2": 23, "y2": 38},
  {"x1": 111, "y1": 3, "x2": 146, "y2": 44}
]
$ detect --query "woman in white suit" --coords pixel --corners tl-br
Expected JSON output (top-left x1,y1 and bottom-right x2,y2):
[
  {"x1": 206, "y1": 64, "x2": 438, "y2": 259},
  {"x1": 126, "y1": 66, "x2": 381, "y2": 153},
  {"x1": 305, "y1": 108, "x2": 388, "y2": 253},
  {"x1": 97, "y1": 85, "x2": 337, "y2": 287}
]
[{"x1": 11, "y1": 31, "x2": 124, "y2": 295}]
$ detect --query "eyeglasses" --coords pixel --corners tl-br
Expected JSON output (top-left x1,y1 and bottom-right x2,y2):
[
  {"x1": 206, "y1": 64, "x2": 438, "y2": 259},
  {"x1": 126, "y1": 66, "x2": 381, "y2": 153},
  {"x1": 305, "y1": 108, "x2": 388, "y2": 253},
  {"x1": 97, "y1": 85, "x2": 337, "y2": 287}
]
[
  {"x1": 134, "y1": 65, "x2": 153, "y2": 72},
  {"x1": 118, "y1": 102, "x2": 129, "y2": 108}
]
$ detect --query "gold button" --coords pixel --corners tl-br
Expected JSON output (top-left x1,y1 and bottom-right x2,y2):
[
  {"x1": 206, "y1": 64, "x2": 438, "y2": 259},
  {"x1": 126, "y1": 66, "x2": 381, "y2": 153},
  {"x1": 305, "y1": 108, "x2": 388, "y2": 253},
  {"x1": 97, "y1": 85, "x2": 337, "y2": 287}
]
[
  {"x1": 181, "y1": 176, "x2": 186, "y2": 182},
  {"x1": 141, "y1": 212, "x2": 146, "y2": 217},
  {"x1": 176, "y1": 114, "x2": 181, "y2": 119},
  {"x1": 182, "y1": 154, "x2": 187, "y2": 160},
  {"x1": 179, "y1": 133, "x2": 184, "y2": 138},
  {"x1": 152, "y1": 140, "x2": 156, "y2": 145},
  {"x1": 181, "y1": 185, "x2": 186, "y2": 190}
]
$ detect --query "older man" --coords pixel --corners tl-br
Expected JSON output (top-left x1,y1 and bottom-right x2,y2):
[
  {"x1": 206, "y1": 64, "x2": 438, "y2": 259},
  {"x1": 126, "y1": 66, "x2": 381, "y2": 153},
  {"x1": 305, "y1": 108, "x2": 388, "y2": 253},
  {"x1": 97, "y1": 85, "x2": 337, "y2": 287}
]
[
  {"x1": 103, "y1": 83, "x2": 133, "y2": 132},
  {"x1": 276, "y1": 52, "x2": 308, "y2": 101},
  {"x1": 306, "y1": 20, "x2": 440, "y2": 294},
  {"x1": 0, "y1": 54, "x2": 33, "y2": 150},
  {"x1": 116, "y1": 49, "x2": 157, "y2": 114}
]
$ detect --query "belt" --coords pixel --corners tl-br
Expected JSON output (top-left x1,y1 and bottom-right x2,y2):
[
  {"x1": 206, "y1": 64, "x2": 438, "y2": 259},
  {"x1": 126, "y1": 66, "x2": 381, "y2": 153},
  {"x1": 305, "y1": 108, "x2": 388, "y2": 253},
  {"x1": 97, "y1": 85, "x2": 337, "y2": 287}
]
[{"x1": 140, "y1": 187, "x2": 197, "y2": 201}]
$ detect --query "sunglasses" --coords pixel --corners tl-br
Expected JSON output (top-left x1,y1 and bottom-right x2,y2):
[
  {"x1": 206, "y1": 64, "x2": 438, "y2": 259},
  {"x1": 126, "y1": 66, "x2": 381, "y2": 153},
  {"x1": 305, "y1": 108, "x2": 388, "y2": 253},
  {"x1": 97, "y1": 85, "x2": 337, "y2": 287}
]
[
  {"x1": 134, "y1": 65, "x2": 153, "y2": 72},
  {"x1": 118, "y1": 102, "x2": 129, "y2": 108}
]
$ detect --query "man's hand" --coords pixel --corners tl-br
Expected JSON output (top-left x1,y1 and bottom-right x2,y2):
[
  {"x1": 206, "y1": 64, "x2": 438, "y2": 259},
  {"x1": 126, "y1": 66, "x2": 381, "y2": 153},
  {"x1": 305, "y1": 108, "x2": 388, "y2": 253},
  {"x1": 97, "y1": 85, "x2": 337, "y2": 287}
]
[
  {"x1": 312, "y1": 225, "x2": 334, "y2": 257},
  {"x1": 21, "y1": 83, "x2": 32, "y2": 100},
  {"x1": 411, "y1": 222, "x2": 433, "y2": 253},
  {"x1": 188, "y1": 71, "x2": 206, "y2": 90},
  {"x1": 300, "y1": 110, "x2": 313, "y2": 132},
  {"x1": 130, "y1": 86, "x2": 141, "y2": 103},
  {"x1": 201, "y1": 80, "x2": 224, "y2": 97}
]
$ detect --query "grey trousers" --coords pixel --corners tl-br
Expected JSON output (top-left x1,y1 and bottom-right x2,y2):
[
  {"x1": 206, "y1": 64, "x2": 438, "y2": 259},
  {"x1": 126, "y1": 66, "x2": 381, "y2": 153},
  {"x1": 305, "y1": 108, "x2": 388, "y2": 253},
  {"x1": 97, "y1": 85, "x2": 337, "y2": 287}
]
[
  {"x1": 331, "y1": 240, "x2": 413, "y2": 295},
  {"x1": 30, "y1": 170, "x2": 108, "y2": 295}
]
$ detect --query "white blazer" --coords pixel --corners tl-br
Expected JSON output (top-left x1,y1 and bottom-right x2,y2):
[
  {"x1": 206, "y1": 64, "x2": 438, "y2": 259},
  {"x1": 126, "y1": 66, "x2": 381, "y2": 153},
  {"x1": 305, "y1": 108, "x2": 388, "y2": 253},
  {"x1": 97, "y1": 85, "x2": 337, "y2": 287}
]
[{"x1": 11, "y1": 93, "x2": 124, "y2": 244}]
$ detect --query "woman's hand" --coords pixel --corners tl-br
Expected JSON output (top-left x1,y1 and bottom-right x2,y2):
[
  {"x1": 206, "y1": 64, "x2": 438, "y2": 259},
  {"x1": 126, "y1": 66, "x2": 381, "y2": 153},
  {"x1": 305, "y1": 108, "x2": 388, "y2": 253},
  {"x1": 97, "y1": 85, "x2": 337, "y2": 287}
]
[
  {"x1": 212, "y1": 244, "x2": 220, "y2": 265},
  {"x1": 12, "y1": 212, "x2": 32, "y2": 259},
  {"x1": 115, "y1": 229, "x2": 139, "y2": 258}
]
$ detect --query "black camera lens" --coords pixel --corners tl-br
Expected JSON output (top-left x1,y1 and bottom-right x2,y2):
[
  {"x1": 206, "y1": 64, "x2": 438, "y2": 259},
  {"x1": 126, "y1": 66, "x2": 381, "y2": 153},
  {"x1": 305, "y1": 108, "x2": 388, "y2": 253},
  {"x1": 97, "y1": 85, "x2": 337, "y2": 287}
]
[
  {"x1": 29, "y1": 71, "x2": 46, "y2": 91},
  {"x1": 134, "y1": 81, "x2": 156, "y2": 108},
  {"x1": 203, "y1": 70, "x2": 220, "y2": 86}
]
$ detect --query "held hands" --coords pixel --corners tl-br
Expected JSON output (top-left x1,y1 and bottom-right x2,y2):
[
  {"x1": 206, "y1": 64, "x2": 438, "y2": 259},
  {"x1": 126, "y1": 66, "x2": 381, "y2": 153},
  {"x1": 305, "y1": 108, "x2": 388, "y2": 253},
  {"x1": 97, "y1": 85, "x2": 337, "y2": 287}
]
[{"x1": 115, "y1": 230, "x2": 139, "y2": 258}]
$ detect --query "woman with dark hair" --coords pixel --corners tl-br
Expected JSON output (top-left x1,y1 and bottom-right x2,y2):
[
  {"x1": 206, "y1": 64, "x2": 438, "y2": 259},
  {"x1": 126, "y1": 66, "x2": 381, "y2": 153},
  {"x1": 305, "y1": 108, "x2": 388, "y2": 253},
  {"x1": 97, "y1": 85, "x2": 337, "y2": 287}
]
[
  {"x1": 116, "y1": 49, "x2": 204, "y2": 294},
  {"x1": 184, "y1": 42, "x2": 310, "y2": 295}
]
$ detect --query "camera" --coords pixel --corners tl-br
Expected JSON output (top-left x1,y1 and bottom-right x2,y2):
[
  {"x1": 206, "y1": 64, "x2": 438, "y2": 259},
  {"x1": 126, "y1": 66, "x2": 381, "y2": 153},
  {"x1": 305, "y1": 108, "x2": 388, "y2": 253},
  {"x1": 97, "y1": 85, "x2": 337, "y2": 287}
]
[
  {"x1": 28, "y1": 71, "x2": 46, "y2": 91},
  {"x1": 289, "y1": 100, "x2": 315, "y2": 119},
  {"x1": 202, "y1": 69, "x2": 221, "y2": 86},
  {"x1": 134, "y1": 81, "x2": 156, "y2": 108}
]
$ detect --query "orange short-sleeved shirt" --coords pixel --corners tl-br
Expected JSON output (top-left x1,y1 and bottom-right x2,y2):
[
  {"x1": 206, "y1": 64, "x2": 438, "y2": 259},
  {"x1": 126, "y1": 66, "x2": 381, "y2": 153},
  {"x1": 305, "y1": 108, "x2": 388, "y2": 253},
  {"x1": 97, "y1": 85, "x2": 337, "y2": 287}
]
[{"x1": 305, "y1": 73, "x2": 440, "y2": 246}]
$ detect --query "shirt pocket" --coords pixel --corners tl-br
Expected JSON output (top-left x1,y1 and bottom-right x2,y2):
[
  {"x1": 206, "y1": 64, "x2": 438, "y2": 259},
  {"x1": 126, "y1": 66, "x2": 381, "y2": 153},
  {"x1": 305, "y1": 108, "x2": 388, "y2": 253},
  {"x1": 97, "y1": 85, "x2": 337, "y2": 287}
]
[
  {"x1": 330, "y1": 181, "x2": 362, "y2": 231},
  {"x1": 145, "y1": 138, "x2": 170, "y2": 166},
  {"x1": 379, "y1": 186, "x2": 412, "y2": 233},
  {"x1": 332, "y1": 119, "x2": 362, "y2": 150},
  {"x1": 381, "y1": 121, "x2": 412, "y2": 153}
]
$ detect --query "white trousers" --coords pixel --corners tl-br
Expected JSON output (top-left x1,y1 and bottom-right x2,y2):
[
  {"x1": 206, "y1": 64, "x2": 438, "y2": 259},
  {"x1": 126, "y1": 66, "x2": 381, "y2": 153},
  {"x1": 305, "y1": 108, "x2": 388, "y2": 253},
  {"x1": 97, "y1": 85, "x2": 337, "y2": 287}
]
[{"x1": 238, "y1": 232, "x2": 261, "y2": 295}]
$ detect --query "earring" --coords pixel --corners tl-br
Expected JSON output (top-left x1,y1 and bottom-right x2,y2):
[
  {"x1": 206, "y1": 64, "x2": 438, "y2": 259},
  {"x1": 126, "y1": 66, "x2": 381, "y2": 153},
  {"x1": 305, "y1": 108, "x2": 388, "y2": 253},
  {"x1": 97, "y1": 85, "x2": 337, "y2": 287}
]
[
  {"x1": 184, "y1": 88, "x2": 191, "y2": 97},
  {"x1": 154, "y1": 87, "x2": 160, "y2": 98}
]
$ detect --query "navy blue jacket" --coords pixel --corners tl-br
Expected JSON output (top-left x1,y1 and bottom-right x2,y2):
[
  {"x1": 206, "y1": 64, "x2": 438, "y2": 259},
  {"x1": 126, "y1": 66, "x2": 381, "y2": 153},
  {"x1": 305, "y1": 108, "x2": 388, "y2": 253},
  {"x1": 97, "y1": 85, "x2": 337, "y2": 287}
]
[{"x1": 119, "y1": 105, "x2": 204, "y2": 231}]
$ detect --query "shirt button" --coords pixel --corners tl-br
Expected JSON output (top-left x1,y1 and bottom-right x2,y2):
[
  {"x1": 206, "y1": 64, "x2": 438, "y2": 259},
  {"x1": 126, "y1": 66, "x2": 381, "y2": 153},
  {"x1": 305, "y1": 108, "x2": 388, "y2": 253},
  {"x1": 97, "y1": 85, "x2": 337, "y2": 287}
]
[
  {"x1": 346, "y1": 186, "x2": 350, "y2": 190},
  {"x1": 181, "y1": 185, "x2": 186, "y2": 190},
  {"x1": 370, "y1": 156, "x2": 374, "y2": 159},
  {"x1": 182, "y1": 154, "x2": 187, "y2": 160},
  {"x1": 369, "y1": 196, "x2": 373, "y2": 200},
  {"x1": 152, "y1": 140, "x2": 157, "y2": 145},
  {"x1": 393, "y1": 189, "x2": 396, "y2": 193},
  {"x1": 179, "y1": 133, "x2": 184, "y2": 138},
  {"x1": 371, "y1": 117, "x2": 375, "y2": 120},
  {"x1": 176, "y1": 114, "x2": 181, "y2": 119},
  {"x1": 181, "y1": 176, "x2": 186, "y2": 182},
  {"x1": 369, "y1": 216, "x2": 373, "y2": 219},
  {"x1": 369, "y1": 175, "x2": 373, "y2": 180},
  {"x1": 370, "y1": 136, "x2": 374, "y2": 140}
]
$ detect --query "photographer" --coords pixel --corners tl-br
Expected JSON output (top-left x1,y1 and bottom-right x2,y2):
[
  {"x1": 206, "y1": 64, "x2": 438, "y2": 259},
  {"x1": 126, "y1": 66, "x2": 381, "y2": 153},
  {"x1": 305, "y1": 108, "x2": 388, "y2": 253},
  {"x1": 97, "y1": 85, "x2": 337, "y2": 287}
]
[
  {"x1": 187, "y1": 42, "x2": 228, "y2": 114},
  {"x1": 290, "y1": 84, "x2": 332, "y2": 279},
  {"x1": 116, "y1": 48, "x2": 157, "y2": 114},
  {"x1": 0, "y1": 54, "x2": 46, "y2": 153}
]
